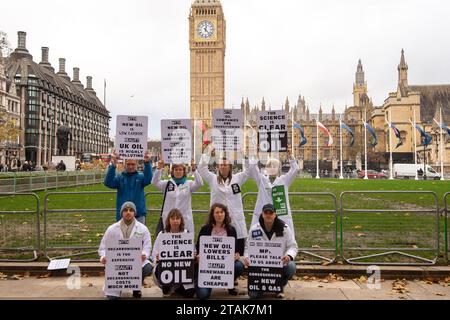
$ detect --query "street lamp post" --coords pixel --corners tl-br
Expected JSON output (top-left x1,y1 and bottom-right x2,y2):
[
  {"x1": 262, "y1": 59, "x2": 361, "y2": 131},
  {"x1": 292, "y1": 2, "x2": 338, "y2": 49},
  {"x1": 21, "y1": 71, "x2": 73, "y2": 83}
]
[{"x1": 48, "y1": 109, "x2": 54, "y2": 165}]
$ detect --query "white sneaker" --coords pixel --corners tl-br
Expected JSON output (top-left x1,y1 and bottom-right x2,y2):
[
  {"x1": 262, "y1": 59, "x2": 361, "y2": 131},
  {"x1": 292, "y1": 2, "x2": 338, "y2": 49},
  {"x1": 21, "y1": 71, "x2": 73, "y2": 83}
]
[{"x1": 276, "y1": 292, "x2": 285, "y2": 299}]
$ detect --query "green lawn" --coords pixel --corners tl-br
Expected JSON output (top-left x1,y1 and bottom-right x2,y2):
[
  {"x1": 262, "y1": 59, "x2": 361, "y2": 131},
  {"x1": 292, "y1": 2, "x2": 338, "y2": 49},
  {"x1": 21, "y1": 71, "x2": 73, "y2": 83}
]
[{"x1": 0, "y1": 178, "x2": 449, "y2": 264}]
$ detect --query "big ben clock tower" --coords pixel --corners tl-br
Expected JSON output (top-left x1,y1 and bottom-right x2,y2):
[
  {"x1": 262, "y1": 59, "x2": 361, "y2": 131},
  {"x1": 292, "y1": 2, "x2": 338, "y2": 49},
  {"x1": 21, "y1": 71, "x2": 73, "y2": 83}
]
[{"x1": 189, "y1": 0, "x2": 226, "y2": 123}]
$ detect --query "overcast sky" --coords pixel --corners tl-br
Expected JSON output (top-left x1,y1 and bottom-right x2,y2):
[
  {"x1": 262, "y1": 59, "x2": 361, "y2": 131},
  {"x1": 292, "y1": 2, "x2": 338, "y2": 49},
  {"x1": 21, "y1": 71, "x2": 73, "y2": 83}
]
[{"x1": 3, "y1": 0, "x2": 450, "y2": 139}]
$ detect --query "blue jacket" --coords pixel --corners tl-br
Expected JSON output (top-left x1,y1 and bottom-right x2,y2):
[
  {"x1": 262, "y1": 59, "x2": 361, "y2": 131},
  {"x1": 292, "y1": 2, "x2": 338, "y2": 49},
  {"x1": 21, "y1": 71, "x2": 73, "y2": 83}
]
[{"x1": 104, "y1": 162, "x2": 153, "y2": 221}]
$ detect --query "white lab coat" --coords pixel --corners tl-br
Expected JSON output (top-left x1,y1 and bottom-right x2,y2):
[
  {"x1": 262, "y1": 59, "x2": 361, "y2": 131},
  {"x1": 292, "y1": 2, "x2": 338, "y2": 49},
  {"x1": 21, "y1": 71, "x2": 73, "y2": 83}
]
[
  {"x1": 249, "y1": 159, "x2": 299, "y2": 235},
  {"x1": 98, "y1": 220, "x2": 152, "y2": 297},
  {"x1": 151, "y1": 230, "x2": 195, "y2": 290},
  {"x1": 245, "y1": 220, "x2": 298, "y2": 260},
  {"x1": 198, "y1": 154, "x2": 256, "y2": 239},
  {"x1": 152, "y1": 169, "x2": 203, "y2": 233}
]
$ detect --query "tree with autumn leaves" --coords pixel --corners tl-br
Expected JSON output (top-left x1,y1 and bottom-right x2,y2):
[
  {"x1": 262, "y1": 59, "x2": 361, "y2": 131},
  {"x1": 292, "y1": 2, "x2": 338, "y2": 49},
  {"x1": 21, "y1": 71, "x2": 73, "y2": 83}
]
[{"x1": 0, "y1": 109, "x2": 21, "y2": 145}]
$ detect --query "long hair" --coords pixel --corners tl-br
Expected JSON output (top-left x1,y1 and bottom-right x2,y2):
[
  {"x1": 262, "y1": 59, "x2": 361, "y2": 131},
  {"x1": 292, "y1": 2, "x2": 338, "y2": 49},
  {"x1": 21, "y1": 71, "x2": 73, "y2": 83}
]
[
  {"x1": 206, "y1": 203, "x2": 232, "y2": 229},
  {"x1": 164, "y1": 208, "x2": 185, "y2": 233},
  {"x1": 217, "y1": 158, "x2": 232, "y2": 185}
]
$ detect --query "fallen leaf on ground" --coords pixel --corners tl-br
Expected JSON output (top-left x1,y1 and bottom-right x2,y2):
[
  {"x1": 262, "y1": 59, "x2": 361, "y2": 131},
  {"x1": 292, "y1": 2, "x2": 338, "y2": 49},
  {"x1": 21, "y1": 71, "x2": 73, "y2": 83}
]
[
  {"x1": 0, "y1": 273, "x2": 7, "y2": 280},
  {"x1": 87, "y1": 283, "x2": 94, "y2": 287},
  {"x1": 392, "y1": 279, "x2": 409, "y2": 294},
  {"x1": 435, "y1": 293, "x2": 446, "y2": 296},
  {"x1": 82, "y1": 274, "x2": 89, "y2": 278},
  {"x1": 37, "y1": 273, "x2": 51, "y2": 279},
  {"x1": 10, "y1": 275, "x2": 23, "y2": 280},
  {"x1": 23, "y1": 272, "x2": 31, "y2": 278},
  {"x1": 353, "y1": 226, "x2": 363, "y2": 229},
  {"x1": 312, "y1": 245, "x2": 321, "y2": 249},
  {"x1": 412, "y1": 245, "x2": 418, "y2": 249},
  {"x1": 302, "y1": 276, "x2": 310, "y2": 281},
  {"x1": 425, "y1": 277, "x2": 438, "y2": 284},
  {"x1": 321, "y1": 261, "x2": 332, "y2": 266},
  {"x1": 96, "y1": 233, "x2": 103, "y2": 238},
  {"x1": 79, "y1": 219, "x2": 86, "y2": 223},
  {"x1": 357, "y1": 233, "x2": 366, "y2": 237},
  {"x1": 357, "y1": 276, "x2": 367, "y2": 283}
]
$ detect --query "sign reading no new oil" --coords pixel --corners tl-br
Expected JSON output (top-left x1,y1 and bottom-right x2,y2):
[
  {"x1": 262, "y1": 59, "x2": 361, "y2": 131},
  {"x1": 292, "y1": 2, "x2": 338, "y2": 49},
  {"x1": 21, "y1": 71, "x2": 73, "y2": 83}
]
[
  {"x1": 116, "y1": 115, "x2": 148, "y2": 160},
  {"x1": 257, "y1": 110, "x2": 288, "y2": 153}
]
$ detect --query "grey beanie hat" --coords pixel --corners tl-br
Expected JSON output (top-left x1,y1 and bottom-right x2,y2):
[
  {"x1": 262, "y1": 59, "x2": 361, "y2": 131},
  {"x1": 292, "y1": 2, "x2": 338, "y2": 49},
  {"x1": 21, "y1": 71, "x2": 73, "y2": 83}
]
[{"x1": 120, "y1": 202, "x2": 137, "y2": 216}]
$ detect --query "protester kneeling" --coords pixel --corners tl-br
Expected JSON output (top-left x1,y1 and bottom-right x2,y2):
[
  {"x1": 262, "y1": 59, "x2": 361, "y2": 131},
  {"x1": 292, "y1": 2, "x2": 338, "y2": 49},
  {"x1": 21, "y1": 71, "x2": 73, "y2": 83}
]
[
  {"x1": 152, "y1": 209, "x2": 196, "y2": 298},
  {"x1": 244, "y1": 203, "x2": 298, "y2": 299},
  {"x1": 98, "y1": 202, "x2": 153, "y2": 299},
  {"x1": 195, "y1": 203, "x2": 245, "y2": 300}
]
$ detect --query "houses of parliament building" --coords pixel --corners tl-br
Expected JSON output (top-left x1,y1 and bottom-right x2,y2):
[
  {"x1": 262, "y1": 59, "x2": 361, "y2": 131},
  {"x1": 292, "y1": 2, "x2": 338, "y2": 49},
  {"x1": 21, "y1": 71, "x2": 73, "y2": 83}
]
[{"x1": 189, "y1": 0, "x2": 450, "y2": 171}]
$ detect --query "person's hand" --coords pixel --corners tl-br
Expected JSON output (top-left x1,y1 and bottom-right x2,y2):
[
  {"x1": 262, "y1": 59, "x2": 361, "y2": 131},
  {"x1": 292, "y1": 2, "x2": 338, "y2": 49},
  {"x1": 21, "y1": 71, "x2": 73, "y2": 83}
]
[
  {"x1": 142, "y1": 254, "x2": 147, "y2": 262},
  {"x1": 158, "y1": 159, "x2": 165, "y2": 170},
  {"x1": 244, "y1": 257, "x2": 250, "y2": 267},
  {"x1": 234, "y1": 252, "x2": 240, "y2": 261},
  {"x1": 191, "y1": 159, "x2": 196, "y2": 172},
  {"x1": 144, "y1": 151, "x2": 151, "y2": 163},
  {"x1": 100, "y1": 256, "x2": 106, "y2": 265},
  {"x1": 282, "y1": 256, "x2": 291, "y2": 266},
  {"x1": 111, "y1": 150, "x2": 118, "y2": 166}
]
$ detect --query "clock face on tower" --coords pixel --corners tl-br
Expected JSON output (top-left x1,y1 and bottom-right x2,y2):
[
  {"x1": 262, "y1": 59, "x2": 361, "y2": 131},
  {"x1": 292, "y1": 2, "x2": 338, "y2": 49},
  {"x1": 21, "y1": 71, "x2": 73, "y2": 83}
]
[{"x1": 197, "y1": 20, "x2": 215, "y2": 39}]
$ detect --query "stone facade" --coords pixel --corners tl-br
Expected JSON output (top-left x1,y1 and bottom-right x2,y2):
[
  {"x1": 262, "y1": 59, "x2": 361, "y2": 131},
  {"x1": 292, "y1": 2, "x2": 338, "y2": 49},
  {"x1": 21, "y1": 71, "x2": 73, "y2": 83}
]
[
  {"x1": 3, "y1": 31, "x2": 110, "y2": 166},
  {"x1": 242, "y1": 51, "x2": 450, "y2": 171},
  {"x1": 189, "y1": 0, "x2": 226, "y2": 123},
  {"x1": 0, "y1": 57, "x2": 21, "y2": 167}
]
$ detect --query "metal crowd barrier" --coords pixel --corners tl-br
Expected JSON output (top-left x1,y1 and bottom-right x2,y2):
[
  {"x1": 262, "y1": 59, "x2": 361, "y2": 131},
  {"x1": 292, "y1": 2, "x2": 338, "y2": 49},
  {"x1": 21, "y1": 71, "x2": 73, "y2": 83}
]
[
  {"x1": 1, "y1": 190, "x2": 445, "y2": 265},
  {"x1": 145, "y1": 191, "x2": 212, "y2": 235},
  {"x1": 0, "y1": 193, "x2": 40, "y2": 262},
  {"x1": 242, "y1": 192, "x2": 339, "y2": 264},
  {"x1": 0, "y1": 171, "x2": 106, "y2": 193},
  {"x1": 445, "y1": 192, "x2": 450, "y2": 262},
  {"x1": 43, "y1": 191, "x2": 116, "y2": 261},
  {"x1": 340, "y1": 191, "x2": 440, "y2": 266}
]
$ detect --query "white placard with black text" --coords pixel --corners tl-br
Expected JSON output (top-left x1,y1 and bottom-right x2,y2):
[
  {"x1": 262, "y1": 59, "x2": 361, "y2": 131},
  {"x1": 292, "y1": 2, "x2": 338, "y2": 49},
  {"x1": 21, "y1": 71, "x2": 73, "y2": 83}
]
[
  {"x1": 198, "y1": 236, "x2": 235, "y2": 289},
  {"x1": 212, "y1": 109, "x2": 244, "y2": 152},
  {"x1": 161, "y1": 119, "x2": 192, "y2": 164},
  {"x1": 116, "y1": 115, "x2": 148, "y2": 160},
  {"x1": 105, "y1": 237, "x2": 142, "y2": 291}
]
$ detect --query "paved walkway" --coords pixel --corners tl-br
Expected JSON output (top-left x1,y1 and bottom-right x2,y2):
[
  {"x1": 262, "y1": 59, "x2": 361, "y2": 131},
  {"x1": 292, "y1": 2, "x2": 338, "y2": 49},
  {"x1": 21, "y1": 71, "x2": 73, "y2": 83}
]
[{"x1": 1, "y1": 274, "x2": 449, "y2": 300}]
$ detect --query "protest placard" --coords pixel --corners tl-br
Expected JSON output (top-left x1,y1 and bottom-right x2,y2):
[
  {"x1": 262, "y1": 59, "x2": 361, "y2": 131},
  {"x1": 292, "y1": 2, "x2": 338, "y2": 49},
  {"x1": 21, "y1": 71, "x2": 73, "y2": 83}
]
[
  {"x1": 212, "y1": 109, "x2": 244, "y2": 152},
  {"x1": 105, "y1": 238, "x2": 142, "y2": 291},
  {"x1": 257, "y1": 111, "x2": 288, "y2": 153},
  {"x1": 161, "y1": 119, "x2": 192, "y2": 164},
  {"x1": 247, "y1": 240, "x2": 284, "y2": 293},
  {"x1": 116, "y1": 115, "x2": 148, "y2": 159},
  {"x1": 198, "y1": 236, "x2": 235, "y2": 289},
  {"x1": 158, "y1": 233, "x2": 195, "y2": 285}
]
